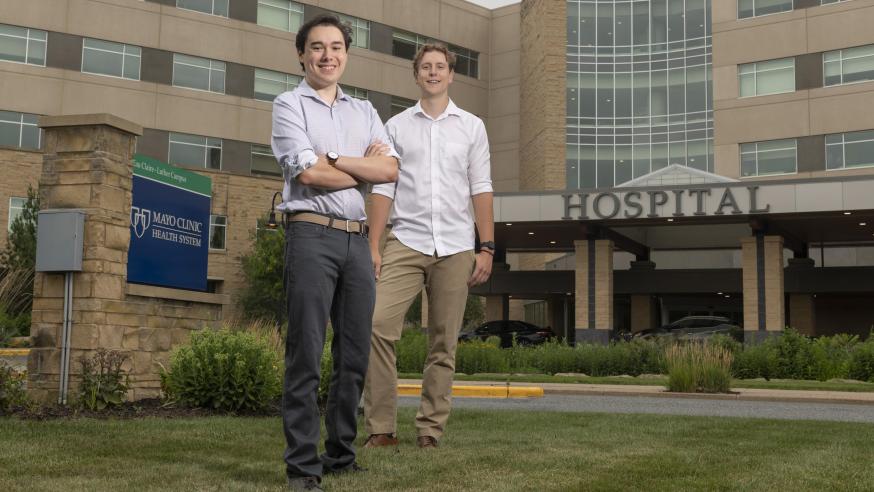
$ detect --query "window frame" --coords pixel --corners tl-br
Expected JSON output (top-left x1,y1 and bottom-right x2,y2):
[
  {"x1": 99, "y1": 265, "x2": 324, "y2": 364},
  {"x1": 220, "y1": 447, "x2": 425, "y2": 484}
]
[
  {"x1": 0, "y1": 111, "x2": 41, "y2": 150},
  {"x1": 0, "y1": 23, "x2": 47, "y2": 67},
  {"x1": 172, "y1": 53, "x2": 226, "y2": 94},
  {"x1": 823, "y1": 44, "x2": 874, "y2": 87},
  {"x1": 208, "y1": 214, "x2": 227, "y2": 251},
  {"x1": 739, "y1": 138, "x2": 798, "y2": 178},
  {"x1": 254, "y1": 68, "x2": 301, "y2": 102},
  {"x1": 336, "y1": 13, "x2": 370, "y2": 50},
  {"x1": 250, "y1": 143, "x2": 281, "y2": 176},
  {"x1": 737, "y1": 0, "x2": 795, "y2": 20},
  {"x1": 168, "y1": 132, "x2": 223, "y2": 170},
  {"x1": 81, "y1": 37, "x2": 142, "y2": 81},
  {"x1": 7, "y1": 196, "x2": 26, "y2": 232},
  {"x1": 176, "y1": 0, "x2": 229, "y2": 18},
  {"x1": 256, "y1": 0, "x2": 305, "y2": 33},
  {"x1": 825, "y1": 130, "x2": 874, "y2": 171},
  {"x1": 738, "y1": 57, "x2": 796, "y2": 97}
]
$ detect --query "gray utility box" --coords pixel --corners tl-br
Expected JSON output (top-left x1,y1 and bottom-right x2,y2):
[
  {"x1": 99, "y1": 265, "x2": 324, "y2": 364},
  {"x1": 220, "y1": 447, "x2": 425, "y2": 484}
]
[{"x1": 35, "y1": 209, "x2": 85, "y2": 272}]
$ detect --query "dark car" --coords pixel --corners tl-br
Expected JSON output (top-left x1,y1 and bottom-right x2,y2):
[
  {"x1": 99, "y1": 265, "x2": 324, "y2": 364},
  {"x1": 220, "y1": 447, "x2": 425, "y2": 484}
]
[
  {"x1": 633, "y1": 316, "x2": 742, "y2": 342},
  {"x1": 458, "y1": 320, "x2": 555, "y2": 348}
]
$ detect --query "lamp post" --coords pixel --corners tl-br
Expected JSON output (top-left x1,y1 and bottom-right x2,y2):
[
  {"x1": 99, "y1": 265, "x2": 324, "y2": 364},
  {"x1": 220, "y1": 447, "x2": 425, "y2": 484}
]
[{"x1": 266, "y1": 191, "x2": 283, "y2": 230}]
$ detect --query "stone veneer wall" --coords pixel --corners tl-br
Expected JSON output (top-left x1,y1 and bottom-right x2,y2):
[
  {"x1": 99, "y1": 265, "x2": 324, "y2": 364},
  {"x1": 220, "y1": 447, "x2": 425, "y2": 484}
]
[{"x1": 27, "y1": 115, "x2": 226, "y2": 402}]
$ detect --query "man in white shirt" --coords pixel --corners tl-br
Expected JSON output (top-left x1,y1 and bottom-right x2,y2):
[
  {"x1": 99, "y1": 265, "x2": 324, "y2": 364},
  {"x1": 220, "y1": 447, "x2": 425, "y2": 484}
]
[{"x1": 362, "y1": 44, "x2": 494, "y2": 449}]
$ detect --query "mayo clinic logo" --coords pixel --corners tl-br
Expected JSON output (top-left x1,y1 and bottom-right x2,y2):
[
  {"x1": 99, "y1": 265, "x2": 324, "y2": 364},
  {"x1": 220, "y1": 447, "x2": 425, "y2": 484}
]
[{"x1": 131, "y1": 206, "x2": 151, "y2": 239}]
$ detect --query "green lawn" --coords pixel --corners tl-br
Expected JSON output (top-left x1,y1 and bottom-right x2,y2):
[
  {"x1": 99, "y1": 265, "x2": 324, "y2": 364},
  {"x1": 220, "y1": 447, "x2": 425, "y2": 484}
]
[
  {"x1": 398, "y1": 372, "x2": 874, "y2": 393},
  {"x1": 2, "y1": 408, "x2": 874, "y2": 491}
]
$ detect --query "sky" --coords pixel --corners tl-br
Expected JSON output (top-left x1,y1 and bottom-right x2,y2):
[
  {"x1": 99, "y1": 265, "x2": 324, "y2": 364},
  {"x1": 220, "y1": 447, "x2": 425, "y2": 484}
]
[{"x1": 466, "y1": 0, "x2": 520, "y2": 9}]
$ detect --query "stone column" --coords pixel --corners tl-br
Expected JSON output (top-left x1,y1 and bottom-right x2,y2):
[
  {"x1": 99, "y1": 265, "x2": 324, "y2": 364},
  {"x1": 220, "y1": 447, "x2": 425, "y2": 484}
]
[
  {"x1": 741, "y1": 235, "x2": 785, "y2": 343},
  {"x1": 28, "y1": 114, "x2": 225, "y2": 403},
  {"x1": 28, "y1": 114, "x2": 140, "y2": 403},
  {"x1": 574, "y1": 239, "x2": 613, "y2": 344},
  {"x1": 485, "y1": 295, "x2": 504, "y2": 321},
  {"x1": 789, "y1": 294, "x2": 816, "y2": 336},
  {"x1": 630, "y1": 295, "x2": 658, "y2": 334}
]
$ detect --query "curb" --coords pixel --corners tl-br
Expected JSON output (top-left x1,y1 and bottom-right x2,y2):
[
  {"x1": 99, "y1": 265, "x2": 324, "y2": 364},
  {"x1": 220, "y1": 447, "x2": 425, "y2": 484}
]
[
  {"x1": 0, "y1": 348, "x2": 30, "y2": 357},
  {"x1": 398, "y1": 384, "x2": 544, "y2": 399},
  {"x1": 539, "y1": 385, "x2": 874, "y2": 405}
]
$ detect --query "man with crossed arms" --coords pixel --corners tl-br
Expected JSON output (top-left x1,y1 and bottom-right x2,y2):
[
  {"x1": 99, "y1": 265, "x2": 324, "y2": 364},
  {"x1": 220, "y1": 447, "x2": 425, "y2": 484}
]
[
  {"x1": 363, "y1": 43, "x2": 495, "y2": 449},
  {"x1": 272, "y1": 14, "x2": 398, "y2": 490}
]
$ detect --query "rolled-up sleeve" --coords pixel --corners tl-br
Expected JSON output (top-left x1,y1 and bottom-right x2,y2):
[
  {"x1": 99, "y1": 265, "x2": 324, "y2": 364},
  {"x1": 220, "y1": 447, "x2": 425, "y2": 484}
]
[
  {"x1": 272, "y1": 93, "x2": 317, "y2": 180},
  {"x1": 370, "y1": 106, "x2": 400, "y2": 200},
  {"x1": 468, "y1": 118, "x2": 493, "y2": 196}
]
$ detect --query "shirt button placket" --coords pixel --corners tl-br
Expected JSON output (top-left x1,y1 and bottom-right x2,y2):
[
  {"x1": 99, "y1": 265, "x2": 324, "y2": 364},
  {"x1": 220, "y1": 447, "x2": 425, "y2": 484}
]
[{"x1": 430, "y1": 121, "x2": 440, "y2": 256}]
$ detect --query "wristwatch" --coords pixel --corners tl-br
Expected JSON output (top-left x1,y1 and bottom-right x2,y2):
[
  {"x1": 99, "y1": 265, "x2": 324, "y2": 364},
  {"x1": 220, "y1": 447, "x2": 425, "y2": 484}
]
[
  {"x1": 479, "y1": 240, "x2": 496, "y2": 252},
  {"x1": 327, "y1": 151, "x2": 340, "y2": 166}
]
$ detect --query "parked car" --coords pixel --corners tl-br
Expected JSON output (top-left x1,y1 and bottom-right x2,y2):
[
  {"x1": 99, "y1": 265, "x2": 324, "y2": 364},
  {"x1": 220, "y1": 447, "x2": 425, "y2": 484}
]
[
  {"x1": 632, "y1": 316, "x2": 743, "y2": 342},
  {"x1": 458, "y1": 320, "x2": 555, "y2": 348}
]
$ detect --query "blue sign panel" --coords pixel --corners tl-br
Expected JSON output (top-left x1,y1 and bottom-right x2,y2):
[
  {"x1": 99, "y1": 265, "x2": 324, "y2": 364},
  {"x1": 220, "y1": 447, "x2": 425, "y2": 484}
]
[{"x1": 128, "y1": 155, "x2": 211, "y2": 291}]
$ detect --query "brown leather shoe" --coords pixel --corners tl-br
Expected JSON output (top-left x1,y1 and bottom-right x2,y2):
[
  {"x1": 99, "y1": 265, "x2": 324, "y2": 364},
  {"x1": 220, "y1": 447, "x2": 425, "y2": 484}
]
[
  {"x1": 363, "y1": 433, "x2": 399, "y2": 448},
  {"x1": 416, "y1": 435, "x2": 438, "y2": 448}
]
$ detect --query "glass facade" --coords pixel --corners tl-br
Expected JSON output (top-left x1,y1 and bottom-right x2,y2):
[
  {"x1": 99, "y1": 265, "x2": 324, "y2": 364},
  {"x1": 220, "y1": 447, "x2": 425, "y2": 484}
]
[{"x1": 566, "y1": 0, "x2": 713, "y2": 189}]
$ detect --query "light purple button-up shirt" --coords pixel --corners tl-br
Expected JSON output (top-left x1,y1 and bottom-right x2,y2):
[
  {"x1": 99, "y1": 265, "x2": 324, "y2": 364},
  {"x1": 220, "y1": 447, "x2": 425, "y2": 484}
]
[{"x1": 271, "y1": 79, "x2": 399, "y2": 221}]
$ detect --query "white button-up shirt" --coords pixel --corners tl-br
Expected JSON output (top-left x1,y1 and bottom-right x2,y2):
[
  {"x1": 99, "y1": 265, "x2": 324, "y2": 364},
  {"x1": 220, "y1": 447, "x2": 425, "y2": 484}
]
[{"x1": 372, "y1": 100, "x2": 493, "y2": 257}]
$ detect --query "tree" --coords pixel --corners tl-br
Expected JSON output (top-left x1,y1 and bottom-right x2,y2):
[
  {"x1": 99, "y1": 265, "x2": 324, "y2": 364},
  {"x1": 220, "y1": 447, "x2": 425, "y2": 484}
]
[
  {"x1": 1, "y1": 186, "x2": 39, "y2": 272},
  {"x1": 237, "y1": 219, "x2": 285, "y2": 324}
]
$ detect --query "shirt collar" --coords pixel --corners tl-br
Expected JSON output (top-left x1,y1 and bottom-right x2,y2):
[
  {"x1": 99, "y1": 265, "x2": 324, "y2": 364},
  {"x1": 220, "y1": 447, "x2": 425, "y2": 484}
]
[
  {"x1": 298, "y1": 78, "x2": 350, "y2": 106},
  {"x1": 413, "y1": 99, "x2": 461, "y2": 121}
]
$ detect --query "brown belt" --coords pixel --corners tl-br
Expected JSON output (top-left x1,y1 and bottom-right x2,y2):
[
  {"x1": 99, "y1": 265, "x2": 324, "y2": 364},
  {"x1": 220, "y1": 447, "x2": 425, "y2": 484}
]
[{"x1": 286, "y1": 212, "x2": 369, "y2": 236}]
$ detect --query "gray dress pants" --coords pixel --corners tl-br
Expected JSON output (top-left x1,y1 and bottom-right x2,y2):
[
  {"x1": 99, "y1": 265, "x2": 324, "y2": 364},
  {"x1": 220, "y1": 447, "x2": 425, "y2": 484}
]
[{"x1": 282, "y1": 221, "x2": 375, "y2": 479}]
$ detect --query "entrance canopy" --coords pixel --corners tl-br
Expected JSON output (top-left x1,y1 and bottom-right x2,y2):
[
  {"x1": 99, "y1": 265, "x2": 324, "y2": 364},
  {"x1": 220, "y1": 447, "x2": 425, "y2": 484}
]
[{"x1": 493, "y1": 171, "x2": 874, "y2": 254}]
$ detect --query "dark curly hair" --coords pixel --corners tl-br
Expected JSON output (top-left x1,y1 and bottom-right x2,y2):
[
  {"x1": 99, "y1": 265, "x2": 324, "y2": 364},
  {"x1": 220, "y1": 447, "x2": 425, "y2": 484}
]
[{"x1": 295, "y1": 14, "x2": 353, "y2": 71}]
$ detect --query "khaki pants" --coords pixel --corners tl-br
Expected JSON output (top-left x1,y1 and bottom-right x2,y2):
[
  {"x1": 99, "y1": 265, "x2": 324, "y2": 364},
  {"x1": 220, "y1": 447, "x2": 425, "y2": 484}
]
[{"x1": 363, "y1": 233, "x2": 474, "y2": 439}]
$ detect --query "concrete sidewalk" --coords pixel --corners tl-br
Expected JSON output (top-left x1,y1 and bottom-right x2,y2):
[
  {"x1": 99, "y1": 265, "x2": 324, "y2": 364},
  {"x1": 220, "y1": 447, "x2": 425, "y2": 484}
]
[{"x1": 398, "y1": 378, "x2": 874, "y2": 405}]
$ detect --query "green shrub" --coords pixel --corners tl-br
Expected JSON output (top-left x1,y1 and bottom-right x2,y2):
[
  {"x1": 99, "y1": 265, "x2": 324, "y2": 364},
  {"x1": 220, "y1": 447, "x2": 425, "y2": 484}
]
[
  {"x1": 665, "y1": 342, "x2": 733, "y2": 393},
  {"x1": 767, "y1": 329, "x2": 817, "y2": 380},
  {"x1": 848, "y1": 335, "x2": 874, "y2": 382},
  {"x1": 809, "y1": 334, "x2": 857, "y2": 381},
  {"x1": 708, "y1": 333, "x2": 742, "y2": 355},
  {"x1": 78, "y1": 349, "x2": 130, "y2": 411},
  {"x1": 732, "y1": 341, "x2": 777, "y2": 379},
  {"x1": 456, "y1": 340, "x2": 508, "y2": 374},
  {"x1": 396, "y1": 328, "x2": 428, "y2": 373},
  {"x1": 0, "y1": 362, "x2": 27, "y2": 414},
  {"x1": 162, "y1": 329, "x2": 282, "y2": 411}
]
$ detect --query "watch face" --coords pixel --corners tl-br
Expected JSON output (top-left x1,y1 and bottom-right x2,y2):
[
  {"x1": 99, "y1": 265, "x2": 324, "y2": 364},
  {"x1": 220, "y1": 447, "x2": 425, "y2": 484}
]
[{"x1": 327, "y1": 151, "x2": 339, "y2": 160}]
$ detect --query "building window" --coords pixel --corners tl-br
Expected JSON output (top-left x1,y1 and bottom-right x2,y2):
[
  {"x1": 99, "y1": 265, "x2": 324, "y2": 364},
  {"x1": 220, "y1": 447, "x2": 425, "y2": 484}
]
[
  {"x1": 340, "y1": 84, "x2": 368, "y2": 100},
  {"x1": 168, "y1": 132, "x2": 222, "y2": 170},
  {"x1": 254, "y1": 68, "x2": 301, "y2": 102},
  {"x1": 257, "y1": 0, "x2": 304, "y2": 33},
  {"x1": 390, "y1": 96, "x2": 416, "y2": 117},
  {"x1": 7, "y1": 197, "x2": 25, "y2": 232},
  {"x1": 448, "y1": 44, "x2": 479, "y2": 79},
  {"x1": 176, "y1": 0, "x2": 228, "y2": 17},
  {"x1": 392, "y1": 30, "x2": 479, "y2": 78},
  {"x1": 737, "y1": 0, "x2": 793, "y2": 19},
  {"x1": 738, "y1": 58, "x2": 795, "y2": 97},
  {"x1": 173, "y1": 53, "x2": 225, "y2": 93},
  {"x1": 251, "y1": 144, "x2": 280, "y2": 176},
  {"x1": 0, "y1": 111, "x2": 41, "y2": 150},
  {"x1": 826, "y1": 130, "x2": 874, "y2": 170},
  {"x1": 209, "y1": 214, "x2": 227, "y2": 250},
  {"x1": 824, "y1": 44, "x2": 874, "y2": 87},
  {"x1": 740, "y1": 139, "x2": 797, "y2": 177},
  {"x1": 336, "y1": 13, "x2": 370, "y2": 50},
  {"x1": 0, "y1": 23, "x2": 47, "y2": 66},
  {"x1": 81, "y1": 38, "x2": 141, "y2": 80}
]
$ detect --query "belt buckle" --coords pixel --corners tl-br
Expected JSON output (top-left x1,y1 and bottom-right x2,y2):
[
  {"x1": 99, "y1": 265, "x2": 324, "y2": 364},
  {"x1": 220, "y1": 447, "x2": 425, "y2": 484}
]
[{"x1": 345, "y1": 219, "x2": 350, "y2": 233}]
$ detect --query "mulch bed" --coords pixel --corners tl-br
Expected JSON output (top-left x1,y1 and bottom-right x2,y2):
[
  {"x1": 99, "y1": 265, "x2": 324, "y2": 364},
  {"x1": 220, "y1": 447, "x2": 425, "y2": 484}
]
[{"x1": 2, "y1": 399, "x2": 282, "y2": 421}]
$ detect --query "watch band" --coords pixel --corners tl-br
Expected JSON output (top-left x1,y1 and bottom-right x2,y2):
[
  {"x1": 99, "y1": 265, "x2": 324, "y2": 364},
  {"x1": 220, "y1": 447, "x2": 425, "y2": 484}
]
[{"x1": 479, "y1": 240, "x2": 496, "y2": 251}]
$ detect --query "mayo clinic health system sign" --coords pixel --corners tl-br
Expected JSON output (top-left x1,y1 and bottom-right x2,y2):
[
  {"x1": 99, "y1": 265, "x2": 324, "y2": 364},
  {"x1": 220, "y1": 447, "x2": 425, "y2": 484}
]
[{"x1": 128, "y1": 154, "x2": 211, "y2": 291}]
